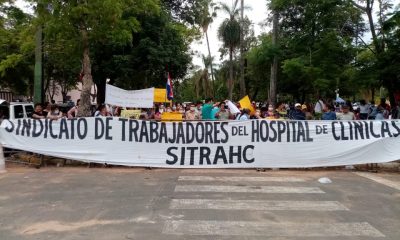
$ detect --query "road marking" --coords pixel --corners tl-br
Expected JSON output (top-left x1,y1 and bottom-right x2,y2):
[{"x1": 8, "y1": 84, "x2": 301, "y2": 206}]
[
  {"x1": 163, "y1": 220, "x2": 385, "y2": 237},
  {"x1": 170, "y1": 199, "x2": 348, "y2": 211},
  {"x1": 174, "y1": 185, "x2": 324, "y2": 193},
  {"x1": 178, "y1": 176, "x2": 305, "y2": 182},
  {"x1": 354, "y1": 172, "x2": 400, "y2": 191}
]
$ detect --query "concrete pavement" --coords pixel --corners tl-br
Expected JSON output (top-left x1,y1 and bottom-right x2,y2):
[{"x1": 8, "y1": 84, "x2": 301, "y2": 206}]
[{"x1": 0, "y1": 168, "x2": 399, "y2": 239}]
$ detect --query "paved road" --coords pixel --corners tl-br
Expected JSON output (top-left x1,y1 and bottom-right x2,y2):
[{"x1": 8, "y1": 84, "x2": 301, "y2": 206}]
[{"x1": 0, "y1": 168, "x2": 399, "y2": 240}]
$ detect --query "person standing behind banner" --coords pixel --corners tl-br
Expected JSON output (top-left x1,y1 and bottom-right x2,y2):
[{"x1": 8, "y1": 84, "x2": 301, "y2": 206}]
[
  {"x1": 359, "y1": 100, "x2": 369, "y2": 120},
  {"x1": 185, "y1": 104, "x2": 200, "y2": 120},
  {"x1": 67, "y1": 99, "x2": 80, "y2": 119},
  {"x1": 47, "y1": 104, "x2": 63, "y2": 120},
  {"x1": 276, "y1": 102, "x2": 288, "y2": 119},
  {"x1": 314, "y1": 97, "x2": 325, "y2": 119},
  {"x1": 202, "y1": 98, "x2": 219, "y2": 120},
  {"x1": 322, "y1": 104, "x2": 336, "y2": 120},
  {"x1": 290, "y1": 103, "x2": 306, "y2": 120},
  {"x1": 94, "y1": 104, "x2": 110, "y2": 117},
  {"x1": 336, "y1": 105, "x2": 355, "y2": 120},
  {"x1": 32, "y1": 103, "x2": 46, "y2": 119},
  {"x1": 216, "y1": 102, "x2": 230, "y2": 120},
  {"x1": 237, "y1": 108, "x2": 250, "y2": 120}
]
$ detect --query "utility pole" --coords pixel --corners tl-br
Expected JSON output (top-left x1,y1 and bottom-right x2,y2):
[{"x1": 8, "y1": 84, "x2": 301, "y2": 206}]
[
  {"x1": 34, "y1": 26, "x2": 43, "y2": 104},
  {"x1": 239, "y1": 0, "x2": 246, "y2": 97},
  {"x1": 269, "y1": 10, "x2": 278, "y2": 106}
]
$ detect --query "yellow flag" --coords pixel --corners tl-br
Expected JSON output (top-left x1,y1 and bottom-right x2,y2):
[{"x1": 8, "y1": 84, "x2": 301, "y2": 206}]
[
  {"x1": 154, "y1": 88, "x2": 172, "y2": 103},
  {"x1": 239, "y1": 95, "x2": 256, "y2": 115}
]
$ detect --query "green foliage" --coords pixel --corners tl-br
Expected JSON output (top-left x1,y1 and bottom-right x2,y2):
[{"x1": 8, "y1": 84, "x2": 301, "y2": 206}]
[{"x1": 0, "y1": 4, "x2": 34, "y2": 95}]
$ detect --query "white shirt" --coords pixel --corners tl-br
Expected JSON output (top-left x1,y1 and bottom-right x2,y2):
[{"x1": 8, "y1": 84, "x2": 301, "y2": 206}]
[
  {"x1": 336, "y1": 112, "x2": 355, "y2": 120},
  {"x1": 314, "y1": 100, "x2": 325, "y2": 113}
]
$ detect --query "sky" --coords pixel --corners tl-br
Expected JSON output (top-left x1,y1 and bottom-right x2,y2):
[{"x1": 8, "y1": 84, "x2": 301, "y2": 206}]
[{"x1": 191, "y1": 0, "x2": 269, "y2": 68}]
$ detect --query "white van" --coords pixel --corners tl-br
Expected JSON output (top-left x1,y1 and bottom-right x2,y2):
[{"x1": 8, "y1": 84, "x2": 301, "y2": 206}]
[{"x1": 0, "y1": 100, "x2": 34, "y2": 121}]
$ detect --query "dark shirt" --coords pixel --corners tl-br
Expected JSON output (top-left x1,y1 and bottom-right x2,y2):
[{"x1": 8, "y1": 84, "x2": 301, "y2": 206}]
[
  {"x1": 290, "y1": 109, "x2": 306, "y2": 120},
  {"x1": 32, "y1": 111, "x2": 44, "y2": 119}
]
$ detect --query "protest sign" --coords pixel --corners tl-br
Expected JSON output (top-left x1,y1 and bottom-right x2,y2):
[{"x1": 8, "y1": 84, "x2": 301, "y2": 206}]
[
  {"x1": 120, "y1": 110, "x2": 141, "y2": 119},
  {"x1": 105, "y1": 84, "x2": 154, "y2": 108},
  {"x1": 1, "y1": 118, "x2": 400, "y2": 168},
  {"x1": 239, "y1": 96, "x2": 255, "y2": 115},
  {"x1": 154, "y1": 88, "x2": 172, "y2": 103},
  {"x1": 161, "y1": 112, "x2": 183, "y2": 121}
]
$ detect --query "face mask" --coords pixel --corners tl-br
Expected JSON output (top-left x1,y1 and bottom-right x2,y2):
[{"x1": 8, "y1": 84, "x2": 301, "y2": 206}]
[
  {"x1": 268, "y1": 107, "x2": 274, "y2": 111},
  {"x1": 159, "y1": 109, "x2": 164, "y2": 113}
]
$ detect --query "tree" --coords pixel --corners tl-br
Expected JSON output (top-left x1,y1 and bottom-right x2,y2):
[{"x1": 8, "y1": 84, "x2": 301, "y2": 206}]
[
  {"x1": 351, "y1": 0, "x2": 398, "y2": 106},
  {"x1": 269, "y1": 5, "x2": 279, "y2": 105},
  {"x1": 267, "y1": 0, "x2": 362, "y2": 102},
  {"x1": 33, "y1": 0, "x2": 159, "y2": 116},
  {"x1": 0, "y1": 4, "x2": 34, "y2": 96},
  {"x1": 218, "y1": 1, "x2": 241, "y2": 100},
  {"x1": 197, "y1": 0, "x2": 218, "y2": 94},
  {"x1": 194, "y1": 55, "x2": 213, "y2": 99}
]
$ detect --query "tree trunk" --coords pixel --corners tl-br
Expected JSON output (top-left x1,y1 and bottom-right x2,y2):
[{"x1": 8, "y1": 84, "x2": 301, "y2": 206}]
[
  {"x1": 239, "y1": 0, "x2": 246, "y2": 98},
  {"x1": 269, "y1": 10, "x2": 279, "y2": 106},
  {"x1": 78, "y1": 27, "x2": 94, "y2": 117},
  {"x1": 229, "y1": 47, "x2": 234, "y2": 100},
  {"x1": 205, "y1": 31, "x2": 215, "y2": 96},
  {"x1": 366, "y1": 3, "x2": 382, "y2": 54}
]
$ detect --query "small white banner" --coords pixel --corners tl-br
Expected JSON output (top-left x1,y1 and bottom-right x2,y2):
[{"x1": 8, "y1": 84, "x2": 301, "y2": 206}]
[
  {"x1": 1, "y1": 118, "x2": 400, "y2": 168},
  {"x1": 105, "y1": 84, "x2": 154, "y2": 108}
]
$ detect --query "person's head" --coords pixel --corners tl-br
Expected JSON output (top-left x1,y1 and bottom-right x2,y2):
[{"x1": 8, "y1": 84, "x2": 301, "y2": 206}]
[
  {"x1": 255, "y1": 108, "x2": 261, "y2": 117},
  {"x1": 50, "y1": 104, "x2": 59, "y2": 112},
  {"x1": 219, "y1": 102, "x2": 226, "y2": 110},
  {"x1": 166, "y1": 107, "x2": 172, "y2": 112},
  {"x1": 242, "y1": 108, "x2": 250, "y2": 115},
  {"x1": 380, "y1": 98, "x2": 386, "y2": 105},
  {"x1": 205, "y1": 98, "x2": 213, "y2": 104},
  {"x1": 276, "y1": 102, "x2": 284, "y2": 110},
  {"x1": 295, "y1": 103, "x2": 301, "y2": 110},
  {"x1": 360, "y1": 99, "x2": 366, "y2": 105},
  {"x1": 172, "y1": 105, "x2": 177, "y2": 112},
  {"x1": 268, "y1": 104, "x2": 274, "y2": 112},
  {"x1": 76, "y1": 99, "x2": 81, "y2": 107},
  {"x1": 98, "y1": 104, "x2": 107, "y2": 115},
  {"x1": 301, "y1": 104, "x2": 308, "y2": 112},
  {"x1": 324, "y1": 104, "x2": 333, "y2": 112},
  {"x1": 34, "y1": 104, "x2": 42, "y2": 112},
  {"x1": 190, "y1": 104, "x2": 196, "y2": 112},
  {"x1": 342, "y1": 105, "x2": 350, "y2": 113}
]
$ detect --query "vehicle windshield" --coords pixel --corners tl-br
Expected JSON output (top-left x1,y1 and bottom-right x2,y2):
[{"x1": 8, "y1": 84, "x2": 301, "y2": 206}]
[{"x1": 25, "y1": 105, "x2": 34, "y2": 117}]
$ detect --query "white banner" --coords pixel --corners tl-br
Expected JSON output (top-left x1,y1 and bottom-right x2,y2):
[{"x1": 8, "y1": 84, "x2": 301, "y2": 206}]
[
  {"x1": 1, "y1": 118, "x2": 400, "y2": 168},
  {"x1": 105, "y1": 84, "x2": 154, "y2": 108}
]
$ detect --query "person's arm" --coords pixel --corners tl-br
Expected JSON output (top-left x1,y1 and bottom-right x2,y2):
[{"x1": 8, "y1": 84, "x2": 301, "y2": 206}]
[
  {"x1": 32, "y1": 113, "x2": 45, "y2": 119},
  {"x1": 67, "y1": 107, "x2": 76, "y2": 119}
]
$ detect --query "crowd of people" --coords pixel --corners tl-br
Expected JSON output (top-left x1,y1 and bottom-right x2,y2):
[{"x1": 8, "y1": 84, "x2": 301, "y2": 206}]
[{"x1": 31, "y1": 97, "x2": 400, "y2": 121}]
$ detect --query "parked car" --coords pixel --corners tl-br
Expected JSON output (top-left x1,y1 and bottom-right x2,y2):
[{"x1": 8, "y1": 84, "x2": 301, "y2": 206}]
[{"x1": 0, "y1": 99, "x2": 34, "y2": 122}]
